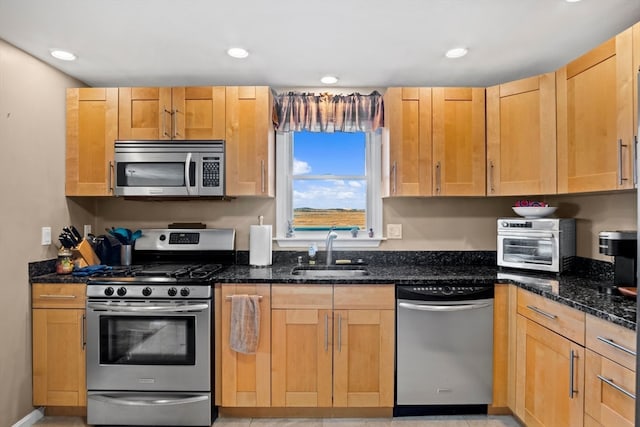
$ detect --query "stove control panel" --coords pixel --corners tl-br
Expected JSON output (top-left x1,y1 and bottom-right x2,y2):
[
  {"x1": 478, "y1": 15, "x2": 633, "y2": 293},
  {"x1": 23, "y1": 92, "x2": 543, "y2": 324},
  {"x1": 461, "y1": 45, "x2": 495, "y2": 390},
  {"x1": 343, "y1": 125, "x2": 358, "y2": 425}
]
[{"x1": 87, "y1": 284, "x2": 212, "y2": 299}]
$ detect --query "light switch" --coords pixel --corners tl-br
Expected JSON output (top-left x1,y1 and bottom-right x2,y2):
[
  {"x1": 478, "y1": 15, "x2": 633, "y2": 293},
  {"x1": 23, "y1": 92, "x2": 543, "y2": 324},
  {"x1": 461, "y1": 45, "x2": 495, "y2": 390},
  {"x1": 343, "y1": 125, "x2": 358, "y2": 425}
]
[
  {"x1": 41, "y1": 227, "x2": 51, "y2": 245},
  {"x1": 387, "y1": 223, "x2": 403, "y2": 239}
]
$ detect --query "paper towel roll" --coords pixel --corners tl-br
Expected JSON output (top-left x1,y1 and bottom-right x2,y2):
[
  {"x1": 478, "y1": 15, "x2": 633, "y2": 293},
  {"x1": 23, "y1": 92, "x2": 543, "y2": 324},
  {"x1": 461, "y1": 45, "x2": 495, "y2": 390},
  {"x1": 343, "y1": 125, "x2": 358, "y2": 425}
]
[{"x1": 250, "y1": 225, "x2": 272, "y2": 266}]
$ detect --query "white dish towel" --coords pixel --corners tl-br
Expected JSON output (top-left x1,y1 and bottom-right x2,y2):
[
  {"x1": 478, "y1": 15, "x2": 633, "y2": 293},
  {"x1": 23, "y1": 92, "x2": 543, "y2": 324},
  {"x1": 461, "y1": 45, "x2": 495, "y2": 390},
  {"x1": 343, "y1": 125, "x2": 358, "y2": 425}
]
[{"x1": 229, "y1": 294, "x2": 261, "y2": 354}]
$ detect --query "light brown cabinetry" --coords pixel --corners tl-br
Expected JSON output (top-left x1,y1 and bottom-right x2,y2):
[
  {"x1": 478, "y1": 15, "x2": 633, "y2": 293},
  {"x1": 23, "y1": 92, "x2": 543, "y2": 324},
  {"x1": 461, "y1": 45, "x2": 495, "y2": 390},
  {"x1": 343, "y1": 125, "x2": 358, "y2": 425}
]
[
  {"x1": 118, "y1": 87, "x2": 225, "y2": 140},
  {"x1": 220, "y1": 284, "x2": 271, "y2": 407},
  {"x1": 32, "y1": 283, "x2": 86, "y2": 407},
  {"x1": 271, "y1": 284, "x2": 394, "y2": 408},
  {"x1": 584, "y1": 314, "x2": 636, "y2": 426},
  {"x1": 225, "y1": 86, "x2": 275, "y2": 196},
  {"x1": 384, "y1": 87, "x2": 485, "y2": 197},
  {"x1": 515, "y1": 289, "x2": 585, "y2": 427},
  {"x1": 556, "y1": 26, "x2": 635, "y2": 193},
  {"x1": 65, "y1": 88, "x2": 118, "y2": 196},
  {"x1": 491, "y1": 284, "x2": 517, "y2": 413},
  {"x1": 486, "y1": 73, "x2": 556, "y2": 196}
]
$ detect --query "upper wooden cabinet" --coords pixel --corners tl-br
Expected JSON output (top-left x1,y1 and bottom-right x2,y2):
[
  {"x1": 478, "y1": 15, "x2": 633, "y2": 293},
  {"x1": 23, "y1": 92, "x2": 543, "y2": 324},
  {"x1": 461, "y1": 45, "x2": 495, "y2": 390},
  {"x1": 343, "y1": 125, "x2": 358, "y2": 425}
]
[
  {"x1": 118, "y1": 87, "x2": 225, "y2": 140},
  {"x1": 384, "y1": 87, "x2": 485, "y2": 197},
  {"x1": 556, "y1": 27, "x2": 636, "y2": 193},
  {"x1": 486, "y1": 73, "x2": 557, "y2": 196},
  {"x1": 225, "y1": 86, "x2": 275, "y2": 197},
  {"x1": 66, "y1": 88, "x2": 118, "y2": 196}
]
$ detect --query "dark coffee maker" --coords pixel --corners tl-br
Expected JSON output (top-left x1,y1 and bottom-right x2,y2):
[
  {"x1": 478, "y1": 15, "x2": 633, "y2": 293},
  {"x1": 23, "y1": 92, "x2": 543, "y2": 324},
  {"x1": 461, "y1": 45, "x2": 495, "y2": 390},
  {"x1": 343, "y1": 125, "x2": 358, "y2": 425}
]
[{"x1": 598, "y1": 231, "x2": 637, "y2": 287}]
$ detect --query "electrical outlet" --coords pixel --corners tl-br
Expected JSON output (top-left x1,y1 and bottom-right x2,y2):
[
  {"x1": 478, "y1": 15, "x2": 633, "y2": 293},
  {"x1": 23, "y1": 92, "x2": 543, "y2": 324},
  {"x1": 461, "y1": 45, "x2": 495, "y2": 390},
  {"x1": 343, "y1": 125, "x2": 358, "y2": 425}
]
[
  {"x1": 41, "y1": 226, "x2": 51, "y2": 245},
  {"x1": 387, "y1": 223, "x2": 403, "y2": 239},
  {"x1": 83, "y1": 224, "x2": 92, "y2": 237}
]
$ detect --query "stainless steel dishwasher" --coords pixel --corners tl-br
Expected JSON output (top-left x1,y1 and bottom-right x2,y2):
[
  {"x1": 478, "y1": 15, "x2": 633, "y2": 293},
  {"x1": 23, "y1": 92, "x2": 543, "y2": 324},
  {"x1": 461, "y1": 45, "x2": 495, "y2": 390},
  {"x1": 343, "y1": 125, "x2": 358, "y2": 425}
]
[{"x1": 395, "y1": 284, "x2": 494, "y2": 416}]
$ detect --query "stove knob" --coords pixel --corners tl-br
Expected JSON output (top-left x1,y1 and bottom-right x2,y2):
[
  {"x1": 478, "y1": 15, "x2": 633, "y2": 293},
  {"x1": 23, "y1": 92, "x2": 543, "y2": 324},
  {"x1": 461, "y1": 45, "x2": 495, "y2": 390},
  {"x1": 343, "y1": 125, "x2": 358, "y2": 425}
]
[
  {"x1": 180, "y1": 287, "x2": 190, "y2": 297},
  {"x1": 142, "y1": 287, "x2": 152, "y2": 297},
  {"x1": 442, "y1": 286, "x2": 452, "y2": 295},
  {"x1": 104, "y1": 287, "x2": 114, "y2": 296},
  {"x1": 117, "y1": 287, "x2": 127, "y2": 296},
  {"x1": 168, "y1": 287, "x2": 178, "y2": 297}
]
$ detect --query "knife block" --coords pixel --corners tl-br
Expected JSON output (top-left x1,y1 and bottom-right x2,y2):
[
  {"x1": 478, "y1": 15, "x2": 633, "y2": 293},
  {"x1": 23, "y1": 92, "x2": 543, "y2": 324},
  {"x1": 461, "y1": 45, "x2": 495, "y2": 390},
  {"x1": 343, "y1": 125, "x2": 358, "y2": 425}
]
[{"x1": 72, "y1": 239, "x2": 101, "y2": 267}]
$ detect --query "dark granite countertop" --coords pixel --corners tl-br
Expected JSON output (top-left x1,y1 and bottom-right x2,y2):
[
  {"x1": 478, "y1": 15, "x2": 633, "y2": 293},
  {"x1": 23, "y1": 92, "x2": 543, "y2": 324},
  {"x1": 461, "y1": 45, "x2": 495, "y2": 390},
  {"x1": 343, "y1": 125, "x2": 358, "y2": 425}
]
[{"x1": 30, "y1": 252, "x2": 637, "y2": 331}]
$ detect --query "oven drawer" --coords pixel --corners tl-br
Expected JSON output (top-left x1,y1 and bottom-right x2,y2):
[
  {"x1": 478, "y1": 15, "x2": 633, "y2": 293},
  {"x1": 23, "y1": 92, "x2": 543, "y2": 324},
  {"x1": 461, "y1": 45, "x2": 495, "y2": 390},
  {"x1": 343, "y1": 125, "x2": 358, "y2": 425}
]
[
  {"x1": 517, "y1": 288, "x2": 585, "y2": 345},
  {"x1": 32, "y1": 283, "x2": 85, "y2": 308},
  {"x1": 586, "y1": 314, "x2": 636, "y2": 371}
]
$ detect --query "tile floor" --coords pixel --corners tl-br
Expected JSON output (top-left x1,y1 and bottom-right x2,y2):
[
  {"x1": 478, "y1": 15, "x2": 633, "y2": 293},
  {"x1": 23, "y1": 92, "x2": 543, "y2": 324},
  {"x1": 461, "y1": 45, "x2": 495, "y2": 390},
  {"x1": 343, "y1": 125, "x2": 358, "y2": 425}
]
[{"x1": 33, "y1": 415, "x2": 522, "y2": 427}]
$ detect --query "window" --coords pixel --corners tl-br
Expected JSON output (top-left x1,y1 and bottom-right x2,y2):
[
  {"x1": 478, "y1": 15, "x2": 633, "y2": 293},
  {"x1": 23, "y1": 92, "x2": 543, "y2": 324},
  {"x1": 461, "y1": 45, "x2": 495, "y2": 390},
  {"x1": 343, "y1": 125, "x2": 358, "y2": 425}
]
[{"x1": 276, "y1": 130, "x2": 383, "y2": 248}]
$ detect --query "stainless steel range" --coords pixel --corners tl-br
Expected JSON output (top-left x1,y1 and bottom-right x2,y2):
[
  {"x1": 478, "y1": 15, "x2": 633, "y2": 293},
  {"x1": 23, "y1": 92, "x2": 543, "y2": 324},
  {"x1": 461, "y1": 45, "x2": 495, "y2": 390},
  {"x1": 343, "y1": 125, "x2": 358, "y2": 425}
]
[{"x1": 86, "y1": 228, "x2": 235, "y2": 427}]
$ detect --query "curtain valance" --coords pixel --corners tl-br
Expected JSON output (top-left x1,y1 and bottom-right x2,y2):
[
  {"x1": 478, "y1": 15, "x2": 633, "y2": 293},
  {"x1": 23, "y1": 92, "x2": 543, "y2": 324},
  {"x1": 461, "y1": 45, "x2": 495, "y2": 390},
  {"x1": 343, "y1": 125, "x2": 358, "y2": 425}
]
[{"x1": 273, "y1": 91, "x2": 384, "y2": 133}]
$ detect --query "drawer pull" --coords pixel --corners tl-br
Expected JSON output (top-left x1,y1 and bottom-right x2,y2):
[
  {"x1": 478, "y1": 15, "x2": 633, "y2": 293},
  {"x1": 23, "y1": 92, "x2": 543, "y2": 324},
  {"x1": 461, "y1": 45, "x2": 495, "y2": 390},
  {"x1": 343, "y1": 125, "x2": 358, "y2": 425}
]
[
  {"x1": 38, "y1": 294, "x2": 77, "y2": 299},
  {"x1": 597, "y1": 375, "x2": 636, "y2": 400},
  {"x1": 597, "y1": 336, "x2": 637, "y2": 356},
  {"x1": 569, "y1": 349, "x2": 578, "y2": 399},
  {"x1": 526, "y1": 305, "x2": 557, "y2": 320}
]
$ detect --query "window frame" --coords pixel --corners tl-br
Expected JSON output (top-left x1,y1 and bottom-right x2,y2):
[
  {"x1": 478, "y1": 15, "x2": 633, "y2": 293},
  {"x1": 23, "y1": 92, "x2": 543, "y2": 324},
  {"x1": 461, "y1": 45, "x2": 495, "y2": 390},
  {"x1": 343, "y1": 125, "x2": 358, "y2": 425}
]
[{"x1": 275, "y1": 130, "x2": 383, "y2": 248}]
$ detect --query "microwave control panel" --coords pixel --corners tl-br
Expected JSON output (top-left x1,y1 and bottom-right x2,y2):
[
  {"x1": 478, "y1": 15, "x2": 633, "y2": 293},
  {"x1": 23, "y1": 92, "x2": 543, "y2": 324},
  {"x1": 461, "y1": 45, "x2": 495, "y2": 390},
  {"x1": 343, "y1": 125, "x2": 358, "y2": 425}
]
[{"x1": 202, "y1": 157, "x2": 221, "y2": 187}]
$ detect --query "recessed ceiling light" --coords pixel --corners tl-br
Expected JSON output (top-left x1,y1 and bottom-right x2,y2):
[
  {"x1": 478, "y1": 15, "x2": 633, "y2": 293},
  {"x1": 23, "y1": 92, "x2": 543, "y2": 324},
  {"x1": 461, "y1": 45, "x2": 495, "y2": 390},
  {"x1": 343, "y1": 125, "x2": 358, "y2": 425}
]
[
  {"x1": 320, "y1": 75, "x2": 339, "y2": 84},
  {"x1": 227, "y1": 47, "x2": 249, "y2": 59},
  {"x1": 445, "y1": 48, "x2": 468, "y2": 59},
  {"x1": 50, "y1": 49, "x2": 76, "y2": 61}
]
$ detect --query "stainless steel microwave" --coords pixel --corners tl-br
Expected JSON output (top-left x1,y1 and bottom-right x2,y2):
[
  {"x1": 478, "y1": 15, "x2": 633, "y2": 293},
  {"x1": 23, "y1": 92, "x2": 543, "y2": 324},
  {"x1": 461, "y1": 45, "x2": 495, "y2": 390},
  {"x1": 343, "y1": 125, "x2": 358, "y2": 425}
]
[
  {"x1": 497, "y1": 218, "x2": 576, "y2": 273},
  {"x1": 114, "y1": 140, "x2": 224, "y2": 197}
]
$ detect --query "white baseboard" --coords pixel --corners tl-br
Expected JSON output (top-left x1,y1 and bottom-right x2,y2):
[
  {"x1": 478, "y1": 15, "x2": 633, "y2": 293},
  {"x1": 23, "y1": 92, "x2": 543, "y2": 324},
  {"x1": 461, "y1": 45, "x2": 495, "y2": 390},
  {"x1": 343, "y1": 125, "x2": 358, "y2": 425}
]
[{"x1": 12, "y1": 407, "x2": 44, "y2": 427}]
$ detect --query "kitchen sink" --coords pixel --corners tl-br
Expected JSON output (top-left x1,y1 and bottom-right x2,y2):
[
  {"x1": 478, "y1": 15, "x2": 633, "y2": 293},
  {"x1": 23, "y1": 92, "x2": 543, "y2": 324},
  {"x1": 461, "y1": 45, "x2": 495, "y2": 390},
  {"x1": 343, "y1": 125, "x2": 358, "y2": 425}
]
[{"x1": 290, "y1": 265, "x2": 370, "y2": 277}]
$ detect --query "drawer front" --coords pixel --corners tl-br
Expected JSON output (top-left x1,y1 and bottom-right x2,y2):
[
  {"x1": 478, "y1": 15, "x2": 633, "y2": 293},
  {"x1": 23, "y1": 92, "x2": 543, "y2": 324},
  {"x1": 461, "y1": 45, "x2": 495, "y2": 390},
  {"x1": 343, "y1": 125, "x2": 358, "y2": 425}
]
[
  {"x1": 32, "y1": 283, "x2": 86, "y2": 308},
  {"x1": 517, "y1": 288, "x2": 585, "y2": 345},
  {"x1": 586, "y1": 314, "x2": 636, "y2": 371},
  {"x1": 334, "y1": 284, "x2": 395, "y2": 310},
  {"x1": 271, "y1": 285, "x2": 332, "y2": 309},
  {"x1": 585, "y1": 349, "x2": 635, "y2": 427}
]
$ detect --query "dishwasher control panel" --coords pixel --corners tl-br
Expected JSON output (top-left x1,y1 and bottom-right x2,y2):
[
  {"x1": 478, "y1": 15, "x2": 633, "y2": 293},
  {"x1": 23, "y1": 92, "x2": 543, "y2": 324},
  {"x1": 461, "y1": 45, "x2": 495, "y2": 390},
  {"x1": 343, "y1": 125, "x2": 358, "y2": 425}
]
[{"x1": 397, "y1": 284, "x2": 494, "y2": 302}]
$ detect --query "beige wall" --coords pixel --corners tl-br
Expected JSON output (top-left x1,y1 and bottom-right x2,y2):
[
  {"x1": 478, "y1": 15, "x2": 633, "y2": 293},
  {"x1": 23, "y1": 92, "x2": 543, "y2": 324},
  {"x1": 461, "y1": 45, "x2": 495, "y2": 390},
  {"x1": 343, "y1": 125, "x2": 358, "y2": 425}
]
[
  {"x1": 96, "y1": 192, "x2": 636, "y2": 259},
  {"x1": 0, "y1": 40, "x2": 91, "y2": 426}
]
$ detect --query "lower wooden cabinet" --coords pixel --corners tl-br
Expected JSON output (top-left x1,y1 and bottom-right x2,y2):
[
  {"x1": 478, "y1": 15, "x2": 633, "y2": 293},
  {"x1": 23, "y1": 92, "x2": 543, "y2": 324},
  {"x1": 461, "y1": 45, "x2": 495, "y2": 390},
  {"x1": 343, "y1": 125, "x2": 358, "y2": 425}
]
[
  {"x1": 220, "y1": 283, "x2": 271, "y2": 407},
  {"x1": 220, "y1": 284, "x2": 395, "y2": 409},
  {"x1": 32, "y1": 283, "x2": 86, "y2": 407},
  {"x1": 515, "y1": 314, "x2": 585, "y2": 427}
]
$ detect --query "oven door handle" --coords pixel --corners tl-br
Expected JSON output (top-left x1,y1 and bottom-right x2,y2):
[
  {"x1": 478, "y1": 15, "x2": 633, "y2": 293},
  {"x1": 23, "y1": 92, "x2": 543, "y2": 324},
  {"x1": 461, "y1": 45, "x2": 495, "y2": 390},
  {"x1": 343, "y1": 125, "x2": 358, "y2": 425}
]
[
  {"x1": 87, "y1": 302, "x2": 209, "y2": 313},
  {"x1": 90, "y1": 393, "x2": 208, "y2": 407},
  {"x1": 499, "y1": 232, "x2": 555, "y2": 240},
  {"x1": 398, "y1": 300, "x2": 493, "y2": 312}
]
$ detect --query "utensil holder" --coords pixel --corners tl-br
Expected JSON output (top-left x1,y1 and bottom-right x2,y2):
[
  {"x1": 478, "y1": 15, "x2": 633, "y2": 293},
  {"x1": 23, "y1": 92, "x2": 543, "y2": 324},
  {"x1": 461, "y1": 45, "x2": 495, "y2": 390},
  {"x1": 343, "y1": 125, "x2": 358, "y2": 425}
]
[{"x1": 120, "y1": 245, "x2": 132, "y2": 266}]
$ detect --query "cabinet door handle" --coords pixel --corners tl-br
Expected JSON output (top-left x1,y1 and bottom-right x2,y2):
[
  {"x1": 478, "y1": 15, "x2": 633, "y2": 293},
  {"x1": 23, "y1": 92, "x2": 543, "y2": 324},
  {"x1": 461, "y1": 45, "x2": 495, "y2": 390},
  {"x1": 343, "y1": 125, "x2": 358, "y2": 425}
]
[
  {"x1": 162, "y1": 106, "x2": 171, "y2": 138},
  {"x1": 81, "y1": 313, "x2": 86, "y2": 350},
  {"x1": 569, "y1": 349, "x2": 578, "y2": 399},
  {"x1": 435, "y1": 161, "x2": 441, "y2": 195},
  {"x1": 618, "y1": 139, "x2": 628, "y2": 185},
  {"x1": 39, "y1": 294, "x2": 76, "y2": 299},
  {"x1": 633, "y1": 136, "x2": 638, "y2": 187},
  {"x1": 597, "y1": 375, "x2": 636, "y2": 400},
  {"x1": 337, "y1": 313, "x2": 342, "y2": 353},
  {"x1": 261, "y1": 160, "x2": 265, "y2": 194},
  {"x1": 392, "y1": 161, "x2": 397, "y2": 195},
  {"x1": 172, "y1": 107, "x2": 179, "y2": 139},
  {"x1": 488, "y1": 160, "x2": 495, "y2": 194},
  {"x1": 324, "y1": 313, "x2": 329, "y2": 352},
  {"x1": 596, "y1": 336, "x2": 637, "y2": 356},
  {"x1": 526, "y1": 305, "x2": 557, "y2": 320},
  {"x1": 108, "y1": 161, "x2": 114, "y2": 193}
]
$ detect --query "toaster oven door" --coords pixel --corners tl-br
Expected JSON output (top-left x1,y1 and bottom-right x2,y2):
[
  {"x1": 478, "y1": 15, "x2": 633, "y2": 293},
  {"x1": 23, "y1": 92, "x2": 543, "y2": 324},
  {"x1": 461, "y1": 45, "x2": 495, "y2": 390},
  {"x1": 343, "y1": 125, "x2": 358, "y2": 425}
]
[{"x1": 498, "y1": 232, "x2": 559, "y2": 272}]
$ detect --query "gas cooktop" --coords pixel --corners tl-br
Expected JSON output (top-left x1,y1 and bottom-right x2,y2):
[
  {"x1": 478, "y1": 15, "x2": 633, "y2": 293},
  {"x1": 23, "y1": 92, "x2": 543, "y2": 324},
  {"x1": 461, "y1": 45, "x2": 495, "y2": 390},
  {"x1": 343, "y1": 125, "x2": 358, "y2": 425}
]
[{"x1": 89, "y1": 263, "x2": 224, "y2": 279}]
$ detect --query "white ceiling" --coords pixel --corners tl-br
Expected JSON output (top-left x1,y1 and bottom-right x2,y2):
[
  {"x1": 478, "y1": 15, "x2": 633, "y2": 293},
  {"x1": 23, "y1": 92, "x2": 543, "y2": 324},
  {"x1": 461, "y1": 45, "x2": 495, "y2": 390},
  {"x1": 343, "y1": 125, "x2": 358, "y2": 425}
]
[{"x1": 1, "y1": 0, "x2": 639, "y2": 90}]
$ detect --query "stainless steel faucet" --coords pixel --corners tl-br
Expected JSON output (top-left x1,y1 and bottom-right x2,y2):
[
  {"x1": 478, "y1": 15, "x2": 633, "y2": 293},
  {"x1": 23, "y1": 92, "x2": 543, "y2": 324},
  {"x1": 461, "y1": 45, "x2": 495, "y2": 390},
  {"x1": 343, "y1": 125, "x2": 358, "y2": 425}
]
[{"x1": 325, "y1": 228, "x2": 338, "y2": 265}]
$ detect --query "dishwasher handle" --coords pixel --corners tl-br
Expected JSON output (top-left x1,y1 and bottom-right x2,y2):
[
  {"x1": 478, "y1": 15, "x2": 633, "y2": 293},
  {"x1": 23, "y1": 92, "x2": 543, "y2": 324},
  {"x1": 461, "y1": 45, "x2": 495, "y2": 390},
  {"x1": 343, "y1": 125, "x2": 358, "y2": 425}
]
[{"x1": 398, "y1": 299, "x2": 493, "y2": 312}]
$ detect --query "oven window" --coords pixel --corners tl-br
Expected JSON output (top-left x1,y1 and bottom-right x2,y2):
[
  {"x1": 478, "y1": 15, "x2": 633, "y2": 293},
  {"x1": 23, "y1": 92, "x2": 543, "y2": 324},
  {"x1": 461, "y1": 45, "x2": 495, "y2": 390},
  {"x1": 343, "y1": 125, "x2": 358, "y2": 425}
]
[
  {"x1": 99, "y1": 316, "x2": 196, "y2": 365},
  {"x1": 503, "y1": 237, "x2": 553, "y2": 265}
]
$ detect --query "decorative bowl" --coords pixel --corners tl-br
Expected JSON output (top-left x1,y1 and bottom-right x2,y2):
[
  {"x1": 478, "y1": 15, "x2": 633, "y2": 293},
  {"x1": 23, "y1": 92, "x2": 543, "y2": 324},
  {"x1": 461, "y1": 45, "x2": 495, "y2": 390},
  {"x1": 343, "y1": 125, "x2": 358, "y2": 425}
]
[{"x1": 512, "y1": 206, "x2": 557, "y2": 218}]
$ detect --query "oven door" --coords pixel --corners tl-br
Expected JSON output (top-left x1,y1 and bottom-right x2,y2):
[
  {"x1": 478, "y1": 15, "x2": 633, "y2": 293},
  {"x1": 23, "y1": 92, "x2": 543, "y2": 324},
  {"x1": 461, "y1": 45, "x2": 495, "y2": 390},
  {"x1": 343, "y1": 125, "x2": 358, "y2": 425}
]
[
  {"x1": 497, "y1": 231, "x2": 559, "y2": 272},
  {"x1": 86, "y1": 299, "x2": 211, "y2": 391}
]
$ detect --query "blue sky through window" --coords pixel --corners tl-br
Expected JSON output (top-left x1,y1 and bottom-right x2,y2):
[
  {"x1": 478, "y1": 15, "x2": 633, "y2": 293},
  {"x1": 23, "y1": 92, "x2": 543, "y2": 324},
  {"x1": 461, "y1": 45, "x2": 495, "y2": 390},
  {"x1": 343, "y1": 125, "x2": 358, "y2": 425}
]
[{"x1": 293, "y1": 131, "x2": 366, "y2": 211}]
